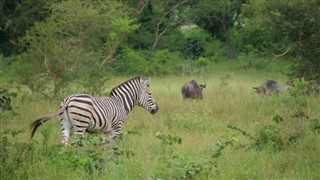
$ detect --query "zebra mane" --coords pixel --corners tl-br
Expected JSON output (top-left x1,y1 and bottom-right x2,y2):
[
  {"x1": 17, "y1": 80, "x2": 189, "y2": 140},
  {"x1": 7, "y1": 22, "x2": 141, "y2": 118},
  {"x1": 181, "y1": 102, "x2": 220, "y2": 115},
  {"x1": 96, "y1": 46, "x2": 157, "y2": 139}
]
[
  {"x1": 109, "y1": 76, "x2": 148, "y2": 96},
  {"x1": 109, "y1": 76, "x2": 148, "y2": 113}
]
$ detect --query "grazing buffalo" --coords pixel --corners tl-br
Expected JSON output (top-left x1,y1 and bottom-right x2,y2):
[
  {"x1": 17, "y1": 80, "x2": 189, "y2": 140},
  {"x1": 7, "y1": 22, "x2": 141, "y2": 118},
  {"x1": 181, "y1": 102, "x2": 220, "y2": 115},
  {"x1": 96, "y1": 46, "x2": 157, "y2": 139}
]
[
  {"x1": 182, "y1": 80, "x2": 206, "y2": 100},
  {"x1": 253, "y1": 80, "x2": 291, "y2": 95}
]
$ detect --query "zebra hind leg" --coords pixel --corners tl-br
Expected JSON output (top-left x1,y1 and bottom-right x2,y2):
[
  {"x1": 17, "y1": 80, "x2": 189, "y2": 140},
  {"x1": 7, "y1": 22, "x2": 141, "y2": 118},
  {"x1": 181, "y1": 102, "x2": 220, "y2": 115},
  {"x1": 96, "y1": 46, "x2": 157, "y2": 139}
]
[
  {"x1": 104, "y1": 130, "x2": 121, "y2": 151},
  {"x1": 60, "y1": 117, "x2": 72, "y2": 147},
  {"x1": 66, "y1": 125, "x2": 88, "y2": 149}
]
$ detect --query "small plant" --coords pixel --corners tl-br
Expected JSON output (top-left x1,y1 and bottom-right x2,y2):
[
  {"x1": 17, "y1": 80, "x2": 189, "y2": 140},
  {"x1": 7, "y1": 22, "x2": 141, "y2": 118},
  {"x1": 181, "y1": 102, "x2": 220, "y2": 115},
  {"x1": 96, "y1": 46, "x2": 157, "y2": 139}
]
[
  {"x1": 0, "y1": 129, "x2": 31, "y2": 179},
  {"x1": 256, "y1": 124, "x2": 284, "y2": 151},
  {"x1": 211, "y1": 137, "x2": 237, "y2": 158},
  {"x1": 219, "y1": 72, "x2": 233, "y2": 90},
  {"x1": 282, "y1": 78, "x2": 314, "y2": 139},
  {"x1": 0, "y1": 88, "x2": 17, "y2": 112},
  {"x1": 61, "y1": 134, "x2": 134, "y2": 174},
  {"x1": 272, "y1": 114, "x2": 284, "y2": 124},
  {"x1": 180, "y1": 162, "x2": 210, "y2": 180},
  {"x1": 228, "y1": 113, "x2": 317, "y2": 152},
  {"x1": 178, "y1": 137, "x2": 237, "y2": 179},
  {"x1": 309, "y1": 118, "x2": 320, "y2": 134},
  {"x1": 0, "y1": 130, "x2": 25, "y2": 158},
  {"x1": 227, "y1": 124, "x2": 256, "y2": 141},
  {"x1": 151, "y1": 131, "x2": 182, "y2": 179},
  {"x1": 155, "y1": 131, "x2": 182, "y2": 145},
  {"x1": 227, "y1": 78, "x2": 318, "y2": 152},
  {"x1": 228, "y1": 123, "x2": 283, "y2": 151}
]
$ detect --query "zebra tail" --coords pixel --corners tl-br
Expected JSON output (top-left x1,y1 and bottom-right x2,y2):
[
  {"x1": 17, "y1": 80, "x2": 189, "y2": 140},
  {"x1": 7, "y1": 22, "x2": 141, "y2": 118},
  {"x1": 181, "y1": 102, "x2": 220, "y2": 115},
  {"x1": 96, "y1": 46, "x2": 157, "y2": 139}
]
[{"x1": 30, "y1": 113, "x2": 57, "y2": 139}]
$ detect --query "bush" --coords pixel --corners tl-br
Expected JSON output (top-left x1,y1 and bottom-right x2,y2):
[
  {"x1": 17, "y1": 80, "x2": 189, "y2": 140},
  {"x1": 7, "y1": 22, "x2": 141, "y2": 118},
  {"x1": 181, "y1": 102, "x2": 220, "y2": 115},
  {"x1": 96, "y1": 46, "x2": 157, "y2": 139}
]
[
  {"x1": 193, "y1": 57, "x2": 210, "y2": 69},
  {"x1": 116, "y1": 48, "x2": 183, "y2": 75},
  {"x1": 149, "y1": 49, "x2": 182, "y2": 75},
  {"x1": 228, "y1": 78, "x2": 318, "y2": 151},
  {"x1": 181, "y1": 27, "x2": 213, "y2": 60},
  {"x1": 0, "y1": 129, "x2": 135, "y2": 179},
  {"x1": 0, "y1": 88, "x2": 17, "y2": 112}
]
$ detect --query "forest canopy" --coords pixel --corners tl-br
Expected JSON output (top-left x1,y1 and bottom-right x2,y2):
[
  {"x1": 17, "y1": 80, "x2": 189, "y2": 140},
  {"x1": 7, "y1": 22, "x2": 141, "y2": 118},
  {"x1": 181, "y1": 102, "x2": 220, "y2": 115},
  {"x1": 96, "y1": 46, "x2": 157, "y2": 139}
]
[{"x1": 1, "y1": 0, "x2": 319, "y2": 98}]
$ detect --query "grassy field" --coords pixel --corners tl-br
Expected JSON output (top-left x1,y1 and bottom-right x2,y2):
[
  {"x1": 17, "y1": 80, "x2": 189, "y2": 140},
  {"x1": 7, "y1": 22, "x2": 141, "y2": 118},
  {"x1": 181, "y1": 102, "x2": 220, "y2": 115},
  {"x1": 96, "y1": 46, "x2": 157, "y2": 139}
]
[{"x1": 1, "y1": 61, "x2": 320, "y2": 179}]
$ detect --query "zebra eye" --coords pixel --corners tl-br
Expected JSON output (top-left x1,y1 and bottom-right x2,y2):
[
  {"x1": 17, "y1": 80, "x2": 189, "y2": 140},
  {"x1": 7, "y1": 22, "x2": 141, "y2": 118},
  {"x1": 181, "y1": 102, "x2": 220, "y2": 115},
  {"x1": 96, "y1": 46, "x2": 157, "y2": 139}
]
[{"x1": 147, "y1": 84, "x2": 150, "y2": 87}]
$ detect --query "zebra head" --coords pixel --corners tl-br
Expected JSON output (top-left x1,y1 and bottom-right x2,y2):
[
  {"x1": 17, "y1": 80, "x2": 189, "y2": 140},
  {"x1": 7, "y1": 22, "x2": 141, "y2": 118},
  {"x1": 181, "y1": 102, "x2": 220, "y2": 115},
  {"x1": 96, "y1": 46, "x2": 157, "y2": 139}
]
[{"x1": 138, "y1": 77, "x2": 159, "y2": 114}]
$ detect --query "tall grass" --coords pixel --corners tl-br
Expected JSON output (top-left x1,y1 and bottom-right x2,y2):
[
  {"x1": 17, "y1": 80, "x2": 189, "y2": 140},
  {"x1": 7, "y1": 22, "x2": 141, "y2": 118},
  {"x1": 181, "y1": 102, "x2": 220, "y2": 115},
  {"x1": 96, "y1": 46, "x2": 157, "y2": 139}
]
[{"x1": 1, "y1": 61, "x2": 319, "y2": 179}]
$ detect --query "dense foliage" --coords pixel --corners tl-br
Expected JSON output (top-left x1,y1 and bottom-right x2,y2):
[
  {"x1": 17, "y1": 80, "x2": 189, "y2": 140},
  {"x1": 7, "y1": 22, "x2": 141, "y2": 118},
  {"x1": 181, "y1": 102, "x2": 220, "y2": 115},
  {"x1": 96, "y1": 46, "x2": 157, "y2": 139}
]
[
  {"x1": 240, "y1": 0, "x2": 320, "y2": 85},
  {"x1": 1, "y1": 0, "x2": 319, "y2": 97}
]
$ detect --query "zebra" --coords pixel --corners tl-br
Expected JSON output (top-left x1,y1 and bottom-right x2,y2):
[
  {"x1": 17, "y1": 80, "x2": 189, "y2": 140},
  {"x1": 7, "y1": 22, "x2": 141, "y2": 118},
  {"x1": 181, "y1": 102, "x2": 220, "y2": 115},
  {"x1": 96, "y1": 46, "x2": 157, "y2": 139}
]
[{"x1": 30, "y1": 76, "x2": 159, "y2": 145}]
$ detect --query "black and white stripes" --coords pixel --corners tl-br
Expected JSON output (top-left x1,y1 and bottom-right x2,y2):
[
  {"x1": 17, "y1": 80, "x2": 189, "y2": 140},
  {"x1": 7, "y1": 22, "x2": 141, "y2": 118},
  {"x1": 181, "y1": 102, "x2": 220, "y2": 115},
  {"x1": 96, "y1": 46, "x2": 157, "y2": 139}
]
[{"x1": 30, "y1": 77, "x2": 159, "y2": 145}]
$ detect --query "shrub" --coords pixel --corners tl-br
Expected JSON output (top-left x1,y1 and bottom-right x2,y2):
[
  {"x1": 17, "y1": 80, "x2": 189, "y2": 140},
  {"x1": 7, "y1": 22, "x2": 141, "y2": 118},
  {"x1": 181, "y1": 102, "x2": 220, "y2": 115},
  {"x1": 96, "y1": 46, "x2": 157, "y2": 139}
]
[
  {"x1": 228, "y1": 78, "x2": 318, "y2": 151},
  {"x1": 116, "y1": 48, "x2": 183, "y2": 75},
  {"x1": 181, "y1": 27, "x2": 213, "y2": 60},
  {"x1": 0, "y1": 88, "x2": 17, "y2": 112},
  {"x1": 193, "y1": 56, "x2": 210, "y2": 69}
]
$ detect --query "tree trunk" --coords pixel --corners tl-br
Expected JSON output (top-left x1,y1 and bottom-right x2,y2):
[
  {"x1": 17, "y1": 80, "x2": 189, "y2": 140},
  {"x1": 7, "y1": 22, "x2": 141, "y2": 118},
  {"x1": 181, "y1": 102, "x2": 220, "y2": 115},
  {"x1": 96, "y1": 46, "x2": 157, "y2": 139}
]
[
  {"x1": 51, "y1": 75, "x2": 58, "y2": 101},
  {"x1": 220, "y1": 15, "x2": 235, "y2": 59}
]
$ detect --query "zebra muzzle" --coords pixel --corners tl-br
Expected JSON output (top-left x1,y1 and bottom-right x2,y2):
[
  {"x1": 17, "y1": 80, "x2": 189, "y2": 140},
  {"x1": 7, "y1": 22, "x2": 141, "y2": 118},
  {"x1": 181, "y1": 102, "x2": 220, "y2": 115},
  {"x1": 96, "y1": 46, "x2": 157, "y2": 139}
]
[{"x1": 150, "y1": 103, "x2": 159, "y2": 114}]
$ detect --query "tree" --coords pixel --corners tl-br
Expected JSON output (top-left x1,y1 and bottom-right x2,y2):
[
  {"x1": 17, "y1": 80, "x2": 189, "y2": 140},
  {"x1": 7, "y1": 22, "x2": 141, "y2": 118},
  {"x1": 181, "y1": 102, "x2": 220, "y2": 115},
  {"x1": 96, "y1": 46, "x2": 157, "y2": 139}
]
[
  {"x1": 14, "y1": 0, "x2": 139, "y2": 99},
  {"x1": 192, "y1": 0, "x2": 247, "y2": 58},
  {"x1": 126, "y1": 0, "x2": 193, "y2": 53},
  {"x1": 0, "y1": 0, "x2": 51, "y2": 56},
  {"x1": 241, "y1": 0, "x2": 320, "y2": 84},
  {"x1": 17, "y1": 19, "x2": 69, "y2": 100}
]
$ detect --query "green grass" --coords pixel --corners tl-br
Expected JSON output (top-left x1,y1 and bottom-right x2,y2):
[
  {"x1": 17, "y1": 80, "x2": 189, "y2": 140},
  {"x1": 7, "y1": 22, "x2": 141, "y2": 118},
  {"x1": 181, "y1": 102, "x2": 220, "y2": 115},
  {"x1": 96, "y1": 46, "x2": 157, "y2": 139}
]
[{"x1": 1, "y1": 61, "x2": 320, "y2": 179}]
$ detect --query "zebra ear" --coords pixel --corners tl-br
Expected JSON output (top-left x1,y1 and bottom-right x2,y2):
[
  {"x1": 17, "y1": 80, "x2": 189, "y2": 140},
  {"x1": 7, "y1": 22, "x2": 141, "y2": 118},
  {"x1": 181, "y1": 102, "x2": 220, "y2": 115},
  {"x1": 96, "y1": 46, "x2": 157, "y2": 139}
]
[
  {"x1": 143, "y1": 76, "x2": 150, "y2": 82},
  {"x1": 140, "y1": 77, "x2": 149, "y2": 84},
  {"x1": 146, "y1": 77, "x2": 151, "y2": 87}
]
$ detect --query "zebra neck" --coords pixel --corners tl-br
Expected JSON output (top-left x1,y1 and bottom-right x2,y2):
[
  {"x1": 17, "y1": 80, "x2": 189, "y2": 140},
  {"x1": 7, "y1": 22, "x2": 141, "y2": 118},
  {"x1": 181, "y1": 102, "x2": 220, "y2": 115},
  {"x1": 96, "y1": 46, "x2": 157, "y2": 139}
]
[
  {"x1": 111, "y1": 90, "x2": 137, "y2": 114},
  {"x1": 121, "y1": 96, "x2": 135, "y2": 114},
  {"x1": 110, "y1": 78, "x2": 141, "y2": 114}
]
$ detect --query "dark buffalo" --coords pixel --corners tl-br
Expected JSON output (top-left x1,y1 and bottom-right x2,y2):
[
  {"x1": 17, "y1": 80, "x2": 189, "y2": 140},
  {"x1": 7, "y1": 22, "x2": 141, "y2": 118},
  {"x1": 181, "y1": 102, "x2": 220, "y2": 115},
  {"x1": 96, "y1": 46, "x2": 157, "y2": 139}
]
[
  {"x1": 253, "y1": 80, "x2": 291, "y2": 95},
  {"x1": 182, "y1": 80, "x2": 206, "y2": 100}
]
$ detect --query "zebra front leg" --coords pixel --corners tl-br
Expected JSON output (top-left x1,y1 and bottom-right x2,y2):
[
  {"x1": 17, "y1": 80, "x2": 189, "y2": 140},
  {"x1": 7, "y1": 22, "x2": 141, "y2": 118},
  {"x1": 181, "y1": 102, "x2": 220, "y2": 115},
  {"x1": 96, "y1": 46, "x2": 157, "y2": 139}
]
[{"x1": 104, "y1": 130, "x2": 120, "y2": 148}]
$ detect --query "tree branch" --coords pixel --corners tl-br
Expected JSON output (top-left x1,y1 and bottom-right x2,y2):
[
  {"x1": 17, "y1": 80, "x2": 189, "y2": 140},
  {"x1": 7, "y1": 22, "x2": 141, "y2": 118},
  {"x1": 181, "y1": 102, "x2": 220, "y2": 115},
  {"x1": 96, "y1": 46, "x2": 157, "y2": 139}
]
[
  {"x1": 134, "y1": 0, "x2": 148, "y2": 15},
  {"x1": 272, "y1": 47, "x2": 291, "y2": 58},
  {"x1": 32, "y1": 45, "x2": 53, "y2": 76},
  {"x1": 151, "y1": 0, "x2": 189, "y2": 52},
  {"x1": 264, "y1": 47, "x2": 292, "y2": 66}
]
